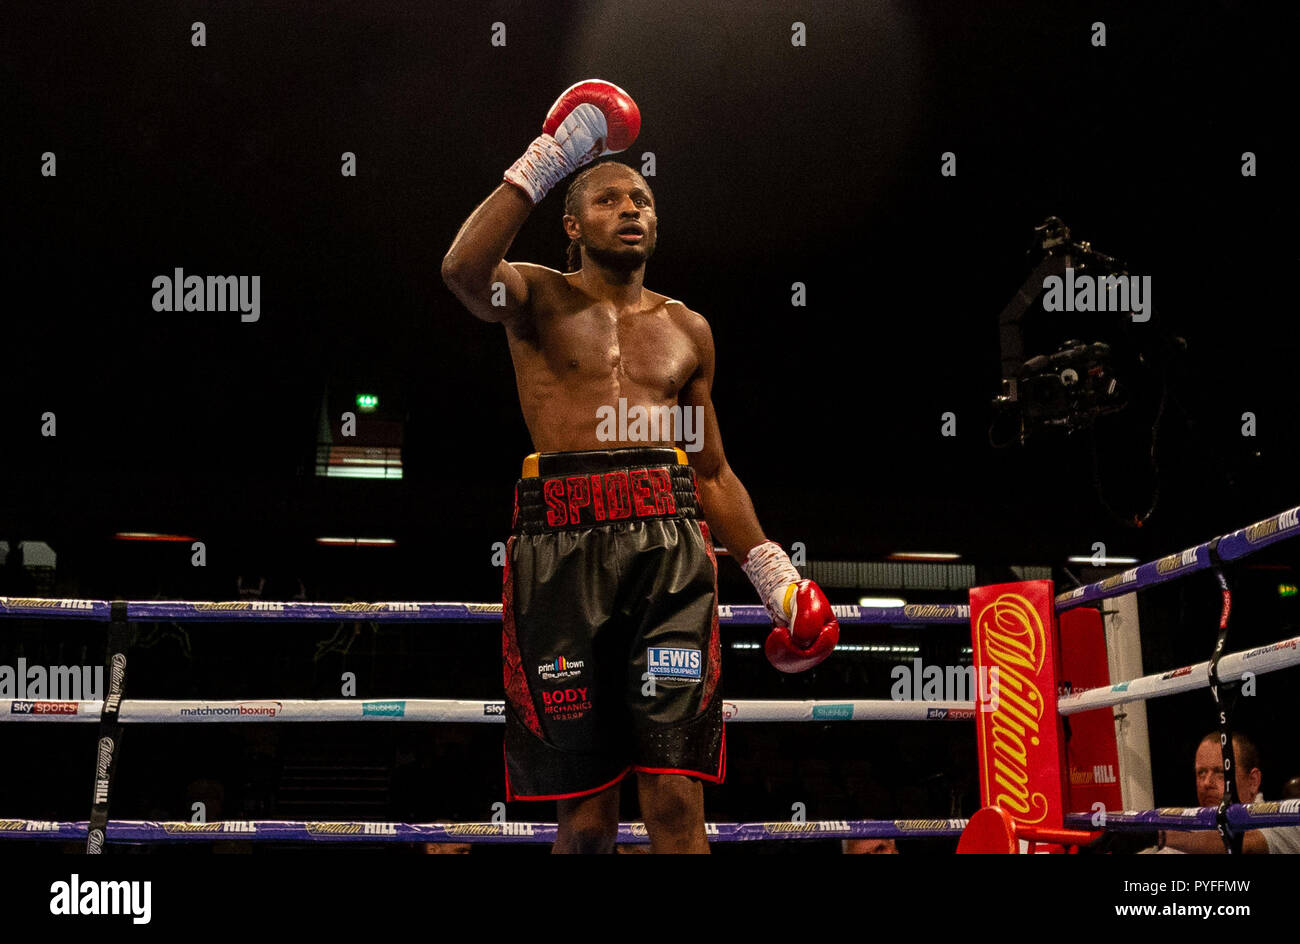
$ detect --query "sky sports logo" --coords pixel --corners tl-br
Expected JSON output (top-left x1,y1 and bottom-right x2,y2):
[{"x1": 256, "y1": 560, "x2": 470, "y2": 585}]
[
  {"x1": 647, "y1": 648, "x2": 702, "y2": 680},
  {"x1": 926, "y1": 708, "x2": 976, "y2": 720},
  {"x1": 11, "y1": 701, "x2": 79, "y2": 715}
]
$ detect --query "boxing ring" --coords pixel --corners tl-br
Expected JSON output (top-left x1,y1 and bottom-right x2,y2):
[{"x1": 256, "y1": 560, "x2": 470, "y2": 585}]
[{"x1": 2, "y1": 503, "x2": 1299, "y2": 851}]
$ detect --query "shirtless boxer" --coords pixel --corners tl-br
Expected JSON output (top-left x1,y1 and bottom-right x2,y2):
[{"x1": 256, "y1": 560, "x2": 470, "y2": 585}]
[{"x1": 441, "y1": 80, "x2": 839, "y2": 854}]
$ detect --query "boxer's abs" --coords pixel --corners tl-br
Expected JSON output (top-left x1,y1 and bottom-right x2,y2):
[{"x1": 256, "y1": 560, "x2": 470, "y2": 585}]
[{"x1": 517, "y1": 387, "x2": 688, "y2": 453}]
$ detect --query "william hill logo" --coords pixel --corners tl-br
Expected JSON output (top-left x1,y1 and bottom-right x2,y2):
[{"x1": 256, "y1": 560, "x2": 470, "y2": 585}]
[
  {"x1": 903, "y1": 604, "x2": 968, "y2": 619},
  {"x1": 1156, "y1": 550, "x2": 1198, "y2": 575},
  {"x1": 896, "y1": 819, "x2": 957, "y2": 832},
  {"x1": 192, "y1": 602, "x2": 284, "y2": 611},
  {"x1": 1098, "y1": 570, "x2": 1137, "y2": 591},
  {"x1": 1247, "y1": 508, "x2": 1299, "y2": 544},
  {"x1": 1069, "y1": 764, "x2": 1117, "y2": 785},
  {"x1": 163, "y1": 822, "x2": 254, "y2": 834},
  {"x1": 0, "y1": 598, "x2": 94, "y2": 611},
  {"x1": 445, "y1": 823, "x2": 534, "y2": 836},
  {"x1": 0, "y1": 820, "x2": 57, "y2": 832}
]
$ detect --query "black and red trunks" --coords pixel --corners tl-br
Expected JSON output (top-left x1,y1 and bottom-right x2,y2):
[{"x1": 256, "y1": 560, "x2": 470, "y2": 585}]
[{"x1": 501, "y1": 446, "x2": 725, "y2": 801}]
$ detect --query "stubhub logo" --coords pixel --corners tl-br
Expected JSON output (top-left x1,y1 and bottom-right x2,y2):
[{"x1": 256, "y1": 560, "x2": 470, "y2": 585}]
[
  {"x1": 361, "y1": 701, "x2": 405, "y2": 717},
  {"x1": 812, "y1": 704, "x2": 853, "y2": 721},
  {"x1": 647, "y1": 648, "x2": 702, "y2": 680}
]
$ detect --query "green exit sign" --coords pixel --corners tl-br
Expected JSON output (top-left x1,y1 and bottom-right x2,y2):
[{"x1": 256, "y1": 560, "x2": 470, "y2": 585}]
[{"x1": 356, "y1": 394, "x2": 378, "y2": 413}]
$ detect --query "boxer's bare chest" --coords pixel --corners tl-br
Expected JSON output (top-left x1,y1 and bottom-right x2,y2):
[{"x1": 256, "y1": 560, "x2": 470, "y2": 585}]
[{"x1": 506, "y1": 280, "x2": 699, "y2": 402}]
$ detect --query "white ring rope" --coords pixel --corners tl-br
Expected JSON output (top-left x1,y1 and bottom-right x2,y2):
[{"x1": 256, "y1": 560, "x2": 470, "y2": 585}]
[
  {"x1": 1058, "y1": 634, "x2": 1300, "y2": 716},
  {"x1": 0, "y1": 697, "x2": 980, "y2": 724}
]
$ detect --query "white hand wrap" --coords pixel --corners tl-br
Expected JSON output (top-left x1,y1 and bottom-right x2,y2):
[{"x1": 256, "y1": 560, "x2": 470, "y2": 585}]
[
  {"x1": 504, "y1": 134, "x2": 579, "y2": 205},
  {"x1": 740, "y1": 541, "x2": 802, "y2": 625},
  {"x1": 504, "y1": 101, "x2": 610, "y2": 205}
]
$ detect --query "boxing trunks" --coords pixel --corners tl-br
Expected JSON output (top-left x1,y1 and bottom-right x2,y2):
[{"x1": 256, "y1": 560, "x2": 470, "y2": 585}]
[{"x1": 502, "y1": 446, "x2": 725, "y2": 800}]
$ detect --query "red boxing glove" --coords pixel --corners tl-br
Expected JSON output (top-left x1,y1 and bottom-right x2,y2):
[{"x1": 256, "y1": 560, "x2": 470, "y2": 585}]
[
  {"x1": 542, "y1": 79, "x2": 641, "y2": 155},
  {"x1": 504, "y1": 79, "x2": 641, "y2": 204},
  {"x1": 764, "y1": 579, "x2": 839, "y2": 674}
]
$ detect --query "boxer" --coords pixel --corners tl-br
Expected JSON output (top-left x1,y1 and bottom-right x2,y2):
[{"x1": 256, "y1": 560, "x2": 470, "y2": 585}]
[{"x1": 442, "y1": 80, "x2": 838, "y2": 853}]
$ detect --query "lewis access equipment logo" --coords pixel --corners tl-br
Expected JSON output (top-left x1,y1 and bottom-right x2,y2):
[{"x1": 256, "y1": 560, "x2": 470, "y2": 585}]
[{"x1": 647, "y1": 648, "x2": 702, "y2": 681}]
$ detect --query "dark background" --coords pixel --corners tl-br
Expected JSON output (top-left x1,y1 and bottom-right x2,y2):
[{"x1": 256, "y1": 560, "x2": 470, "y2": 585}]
[{"x1": 2, "y1": 1, "x2": 1297, "y2": 850}]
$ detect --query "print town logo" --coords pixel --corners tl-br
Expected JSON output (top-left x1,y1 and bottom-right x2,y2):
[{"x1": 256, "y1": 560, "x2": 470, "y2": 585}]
[{"x1": 537, "y1": 656, "x2": 585, "y2": 681}]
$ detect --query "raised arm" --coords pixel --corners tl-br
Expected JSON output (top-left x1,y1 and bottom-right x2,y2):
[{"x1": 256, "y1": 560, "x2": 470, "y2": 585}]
[
  {"x1": 441, "y1": 80, "x2": 642, "y2": 323},
  {"x1": 440, "y1": 184, "x2": 535, "y2": 323}
]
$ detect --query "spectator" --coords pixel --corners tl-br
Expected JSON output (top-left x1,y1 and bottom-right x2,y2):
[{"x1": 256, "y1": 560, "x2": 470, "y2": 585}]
[
  {"x1": 843, "y1": 838, "x2": 898, "y2": 854},
  {"x1": 1156, "y1": 731, "x2": 1299, "y2": 854}
]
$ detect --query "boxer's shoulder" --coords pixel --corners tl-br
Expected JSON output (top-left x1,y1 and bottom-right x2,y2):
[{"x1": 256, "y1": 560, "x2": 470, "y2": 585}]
[
  {"x1": 499, "y1": 262, "x2": 573, "y2": 329},
  {"x1": 512, "y1": 261, "x2": 569, "y2": 294},
  {"x1": 637, "y1": 294, "x2": 701, "y2": 327},
  {"x1": 660, "y1": 299, "x2": 712, "y2": 348}
]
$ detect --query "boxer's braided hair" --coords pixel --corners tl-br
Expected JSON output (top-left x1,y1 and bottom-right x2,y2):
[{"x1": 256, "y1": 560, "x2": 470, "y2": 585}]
[
  {"x1": 562, "y1": 161, "x2": 650, "y2": 272},
  {"x1": 563, "y1": 164, "x2": 603, "y2": 272}
]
